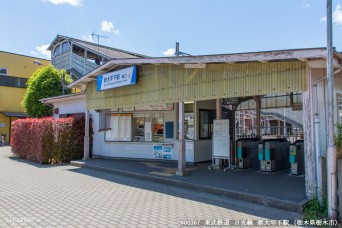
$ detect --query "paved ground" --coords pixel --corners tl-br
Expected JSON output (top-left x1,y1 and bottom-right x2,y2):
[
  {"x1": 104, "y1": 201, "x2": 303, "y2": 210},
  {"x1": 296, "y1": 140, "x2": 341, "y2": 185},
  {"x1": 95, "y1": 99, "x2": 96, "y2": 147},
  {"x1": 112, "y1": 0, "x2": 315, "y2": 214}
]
[
  {"x1": 0, "y1": 146, "x2": 303, "y2": 227},
  {"x1": 74, "y1": 157, "x2": 306, "y2": 203}
]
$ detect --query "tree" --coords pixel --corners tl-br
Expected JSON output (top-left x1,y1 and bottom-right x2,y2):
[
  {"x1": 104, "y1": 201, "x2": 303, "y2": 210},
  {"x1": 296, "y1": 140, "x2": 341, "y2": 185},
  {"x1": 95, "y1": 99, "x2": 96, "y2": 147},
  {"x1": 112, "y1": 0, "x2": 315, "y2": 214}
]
[{"x1": 22, "y1": 65, "x2": 72, "y2": 117}]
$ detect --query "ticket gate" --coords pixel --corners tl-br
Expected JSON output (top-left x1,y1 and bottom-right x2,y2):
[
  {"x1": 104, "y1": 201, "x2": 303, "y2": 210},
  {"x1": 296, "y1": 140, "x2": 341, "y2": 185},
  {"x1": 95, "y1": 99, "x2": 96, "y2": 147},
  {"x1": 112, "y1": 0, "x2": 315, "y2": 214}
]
[
  {"x1": 289, "y1": 140, "x2": 305, "y2": 175},
  {"x1": 259, "y1": 138, "x2": 290, "y2": 172},
  {"x1": 237, "y1": 138, "x2": 261, "y2": 169}
]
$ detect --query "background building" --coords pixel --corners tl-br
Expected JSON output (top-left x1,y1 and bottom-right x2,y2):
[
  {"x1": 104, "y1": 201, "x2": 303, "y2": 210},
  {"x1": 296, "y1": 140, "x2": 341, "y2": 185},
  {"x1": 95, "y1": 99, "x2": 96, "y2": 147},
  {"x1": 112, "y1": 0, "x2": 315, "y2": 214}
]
[
  {"x1": 0, "y1": 51, "x2": 50, "y2": 143},
  {"x1": 47, "y1": 35, "x2": 147, "y2": 81}
]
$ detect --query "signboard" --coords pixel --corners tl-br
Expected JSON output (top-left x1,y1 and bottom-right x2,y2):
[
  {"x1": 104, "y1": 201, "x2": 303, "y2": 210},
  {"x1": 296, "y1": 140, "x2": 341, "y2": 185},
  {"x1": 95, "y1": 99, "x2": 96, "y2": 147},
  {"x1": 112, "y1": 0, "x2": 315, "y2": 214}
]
[
  {"x1": 292, "y1": 102, "x2": 303, "y2": 111},
  {"x1": 153, "y1": 144, "x2": 173, "y2": 160},
  {"x1": 212, "y1": 119, "x2": 230, "y2": 158},
  {"x1": 97, "y1": 66, "x2": 137, "y2": 91},
  {"x1": 135, "y1": 103, "x2": 174, "y2": 111},
  {"x1": 223, "y1": 97, "x2": 239, "y2": 105},
  {"x1": 184, "y1": 63, "x2": 206, "y2": 69}
]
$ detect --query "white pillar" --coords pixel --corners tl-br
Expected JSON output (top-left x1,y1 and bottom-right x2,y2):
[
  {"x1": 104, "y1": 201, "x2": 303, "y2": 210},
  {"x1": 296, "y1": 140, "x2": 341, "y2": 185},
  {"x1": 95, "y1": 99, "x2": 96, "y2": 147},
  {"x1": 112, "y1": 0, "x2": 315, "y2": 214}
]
[
  {"x1": 303, "y1": 90, "x2": 317, "y2": 197},
  {"x1": 176, "y1": 102, "x2": 187, "y2": 176},
  {"x1": 83, "y1": 110, "x2": 90, "y2": 160}
]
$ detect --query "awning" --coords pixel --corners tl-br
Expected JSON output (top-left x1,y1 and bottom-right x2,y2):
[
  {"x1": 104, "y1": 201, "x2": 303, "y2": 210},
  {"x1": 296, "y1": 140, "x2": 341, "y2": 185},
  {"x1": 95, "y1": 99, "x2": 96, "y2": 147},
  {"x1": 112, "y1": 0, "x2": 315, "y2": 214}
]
[{"x1": 0, "y1": 112, "x2": 29, "y2": 118}]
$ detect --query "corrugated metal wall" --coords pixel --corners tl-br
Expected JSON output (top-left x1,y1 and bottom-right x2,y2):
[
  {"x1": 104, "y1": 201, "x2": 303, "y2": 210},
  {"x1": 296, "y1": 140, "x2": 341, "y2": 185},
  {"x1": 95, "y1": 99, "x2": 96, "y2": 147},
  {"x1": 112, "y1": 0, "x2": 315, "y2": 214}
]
[{"x1": 87, "y1": 62, "x2": 307, "y2": 110}]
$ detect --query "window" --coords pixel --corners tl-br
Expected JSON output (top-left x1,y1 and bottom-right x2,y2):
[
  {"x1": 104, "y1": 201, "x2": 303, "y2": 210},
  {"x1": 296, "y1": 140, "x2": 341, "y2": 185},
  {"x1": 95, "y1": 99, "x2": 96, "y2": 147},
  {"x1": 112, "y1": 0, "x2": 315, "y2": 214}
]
[
  {"x1": 61, "y1": 42, "x2": 70, "y2": 53},
  {"x1": 53, "y1": 45, "x2": 60, "y2": 56},
  {"x1": 338, "y1": 94, "x2": 342, "y2": 123},
  {"x1": 132, "y1": 117, "x2": 164, "y2": 142},
  {"x1": 199, "y1": 110, "x2": 215, "y2": 139},
  {"x1": 0, "y1": 68, "x2": 7, "y2": 75},
  {"x1": 105, "y1": 113, "x2": 132, "y2": 141}
]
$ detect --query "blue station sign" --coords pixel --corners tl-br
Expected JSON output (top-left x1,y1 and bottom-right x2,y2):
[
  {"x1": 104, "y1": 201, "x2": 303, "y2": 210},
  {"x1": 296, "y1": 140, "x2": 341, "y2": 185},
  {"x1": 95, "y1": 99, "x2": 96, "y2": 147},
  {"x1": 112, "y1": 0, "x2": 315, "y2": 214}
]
[{"x1": 97, "y1": 66, "x2": 137, "y2": 91}]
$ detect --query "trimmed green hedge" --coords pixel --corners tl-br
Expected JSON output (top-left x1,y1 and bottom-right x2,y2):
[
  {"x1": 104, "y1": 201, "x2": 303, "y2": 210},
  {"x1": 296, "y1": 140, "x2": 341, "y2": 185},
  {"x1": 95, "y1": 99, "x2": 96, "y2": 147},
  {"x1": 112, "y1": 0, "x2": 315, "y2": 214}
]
[{"x1": 11, "y1": 116, "x2": 85, "y2": 164}]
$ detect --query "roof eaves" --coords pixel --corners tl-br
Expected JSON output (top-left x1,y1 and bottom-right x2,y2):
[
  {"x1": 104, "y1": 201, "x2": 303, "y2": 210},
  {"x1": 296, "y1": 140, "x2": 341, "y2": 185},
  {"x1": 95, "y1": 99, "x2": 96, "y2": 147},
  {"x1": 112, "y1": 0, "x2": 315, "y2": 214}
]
[{"x1": 68, "y1": 47, "x2": 330, "y2": 88}]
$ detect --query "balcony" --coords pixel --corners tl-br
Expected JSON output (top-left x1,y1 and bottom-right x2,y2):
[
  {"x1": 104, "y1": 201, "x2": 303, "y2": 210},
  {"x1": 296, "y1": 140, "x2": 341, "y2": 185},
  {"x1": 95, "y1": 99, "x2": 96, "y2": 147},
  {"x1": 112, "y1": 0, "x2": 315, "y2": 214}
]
[{"x1": 52, "y1": 50, "x2": 100, "y2": 79}]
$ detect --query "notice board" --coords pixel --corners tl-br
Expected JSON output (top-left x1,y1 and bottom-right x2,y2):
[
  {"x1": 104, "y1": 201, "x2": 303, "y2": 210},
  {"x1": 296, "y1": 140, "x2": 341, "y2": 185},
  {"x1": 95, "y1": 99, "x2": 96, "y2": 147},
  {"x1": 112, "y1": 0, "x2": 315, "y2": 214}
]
[
  {"x1": 212, "y1": 119, "x2": 230, "y2": 158},
  {"x1": 105, "y1": 114, "x2": 132, "y2": 141}
]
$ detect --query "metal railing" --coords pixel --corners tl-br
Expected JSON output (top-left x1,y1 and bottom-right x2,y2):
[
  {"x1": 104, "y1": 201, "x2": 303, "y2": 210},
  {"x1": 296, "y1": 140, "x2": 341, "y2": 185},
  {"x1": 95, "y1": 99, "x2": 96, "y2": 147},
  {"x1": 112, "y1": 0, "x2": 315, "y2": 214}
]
[{"x1": 233, "y1": 126, "x2": 303, "y2": 143}]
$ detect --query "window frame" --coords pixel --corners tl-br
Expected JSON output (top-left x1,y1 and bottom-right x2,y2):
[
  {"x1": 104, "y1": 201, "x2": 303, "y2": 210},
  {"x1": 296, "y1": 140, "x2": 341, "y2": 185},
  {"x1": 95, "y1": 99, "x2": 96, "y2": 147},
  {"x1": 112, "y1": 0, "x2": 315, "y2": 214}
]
[
  {"x1": 199, "y1": 109, "x2": 216, "y2": 140},
  {"x1": 337, "y1": 93, "x2": 342, "y2": 124},
  {"x1": 0, "y1": 67, "x2": 8, "y2": 76}
]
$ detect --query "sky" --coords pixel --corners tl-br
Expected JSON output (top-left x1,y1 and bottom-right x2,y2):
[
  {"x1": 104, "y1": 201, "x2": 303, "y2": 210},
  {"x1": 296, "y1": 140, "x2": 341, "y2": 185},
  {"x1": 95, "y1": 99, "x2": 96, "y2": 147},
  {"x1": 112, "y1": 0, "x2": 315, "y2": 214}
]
[{"x1": 1, "y1": 0, "x2": 342, "y2": 60}]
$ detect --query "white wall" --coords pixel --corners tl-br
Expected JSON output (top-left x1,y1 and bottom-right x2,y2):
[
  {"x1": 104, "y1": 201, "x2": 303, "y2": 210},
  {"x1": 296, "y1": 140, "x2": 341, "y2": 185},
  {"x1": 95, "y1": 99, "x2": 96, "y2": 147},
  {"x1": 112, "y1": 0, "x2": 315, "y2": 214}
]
[
  {"x1": 90, "y1": 108, "x2": 184, "y2": 160},
  {"x1": 54, "y1": 99, "x2": 86, "y2": 118}
]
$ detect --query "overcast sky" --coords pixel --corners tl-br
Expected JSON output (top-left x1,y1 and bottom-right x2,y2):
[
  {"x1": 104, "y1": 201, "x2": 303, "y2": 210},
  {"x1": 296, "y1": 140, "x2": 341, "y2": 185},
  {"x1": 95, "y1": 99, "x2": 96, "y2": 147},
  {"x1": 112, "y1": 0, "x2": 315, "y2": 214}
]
[{"x1": 1, "y1": 0, "x2": 342, "y2": 59}]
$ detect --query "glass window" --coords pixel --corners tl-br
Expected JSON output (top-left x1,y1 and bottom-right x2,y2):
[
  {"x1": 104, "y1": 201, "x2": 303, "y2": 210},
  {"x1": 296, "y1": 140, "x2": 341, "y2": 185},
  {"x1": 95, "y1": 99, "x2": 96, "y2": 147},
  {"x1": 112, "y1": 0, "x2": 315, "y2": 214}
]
[
  {"x1": 134, "y1": 118, "x2": 145, "y2": 142},
  {"x1": 53, "y1": 45, "x2": 60, "y2": 56},
  {"x1": 0, "y1": 68, "x2": 7, "y2": 75},
  {"x1": 105, "y1": 113, "x2": 132, "y2": 142},
  {"x1": 199, "y1": 110, "x2": 215, "y2": 139},
  {"x1": 153, "y1": 118, "x2": 164, "y2": 143},
  {"x1": 338, "y1": 94, "x2": 342, "y2": 123},
  {"x1": 61, "y1": 42, "x2": 70, "y2": 53}
]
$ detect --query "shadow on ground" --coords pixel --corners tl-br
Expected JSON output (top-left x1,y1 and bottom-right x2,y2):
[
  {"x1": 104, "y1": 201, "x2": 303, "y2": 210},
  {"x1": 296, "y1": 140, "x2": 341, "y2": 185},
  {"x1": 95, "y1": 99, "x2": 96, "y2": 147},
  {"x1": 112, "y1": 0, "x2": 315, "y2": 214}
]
[
  {"x1": 7, "y1": 154, "x2": 70, "y2": 169},
  {"x1": 66, "y1": 165, "x2": 302, "y2": 222}
]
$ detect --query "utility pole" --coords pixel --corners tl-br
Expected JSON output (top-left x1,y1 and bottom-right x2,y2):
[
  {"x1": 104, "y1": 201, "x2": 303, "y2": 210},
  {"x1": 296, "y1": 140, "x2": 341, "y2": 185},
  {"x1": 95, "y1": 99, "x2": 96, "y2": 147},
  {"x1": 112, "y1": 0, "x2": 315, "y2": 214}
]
[{"x1": 326, "y1": 0, "x2": 337, "y2": 219}]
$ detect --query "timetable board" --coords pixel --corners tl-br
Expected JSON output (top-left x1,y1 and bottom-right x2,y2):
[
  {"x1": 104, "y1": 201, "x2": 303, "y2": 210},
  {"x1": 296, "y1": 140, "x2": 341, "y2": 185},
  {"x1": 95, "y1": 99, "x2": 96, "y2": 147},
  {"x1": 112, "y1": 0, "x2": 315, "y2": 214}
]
[
  {"x1": 212, "y1": 119, "x2": 230, "y2": 158},
  {"x1": 105, "y1": 114, "x2": 132, "y2": 141}
]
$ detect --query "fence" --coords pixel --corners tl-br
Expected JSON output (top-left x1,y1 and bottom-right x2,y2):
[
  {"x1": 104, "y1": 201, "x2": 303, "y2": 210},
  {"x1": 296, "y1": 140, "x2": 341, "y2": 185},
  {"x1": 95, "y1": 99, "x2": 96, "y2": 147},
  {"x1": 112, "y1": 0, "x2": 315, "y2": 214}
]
[{"x1": 233, "y1": 126, "x2": 303, "y2": 143}]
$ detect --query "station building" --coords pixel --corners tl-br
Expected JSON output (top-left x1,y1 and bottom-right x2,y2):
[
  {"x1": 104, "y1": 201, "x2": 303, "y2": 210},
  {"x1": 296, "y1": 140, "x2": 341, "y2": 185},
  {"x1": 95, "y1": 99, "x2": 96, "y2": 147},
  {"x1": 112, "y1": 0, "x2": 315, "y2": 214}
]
[{"x1": 43, "y1": 41, "x2": 342, "y2": 203}]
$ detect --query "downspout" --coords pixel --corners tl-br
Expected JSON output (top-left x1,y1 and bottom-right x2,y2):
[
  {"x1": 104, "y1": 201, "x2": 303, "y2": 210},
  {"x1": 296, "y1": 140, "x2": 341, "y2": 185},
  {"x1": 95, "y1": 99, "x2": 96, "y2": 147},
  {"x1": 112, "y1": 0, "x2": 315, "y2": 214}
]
[{"x1": 313, "y1": 67, "x2": 342, "y2": 203}]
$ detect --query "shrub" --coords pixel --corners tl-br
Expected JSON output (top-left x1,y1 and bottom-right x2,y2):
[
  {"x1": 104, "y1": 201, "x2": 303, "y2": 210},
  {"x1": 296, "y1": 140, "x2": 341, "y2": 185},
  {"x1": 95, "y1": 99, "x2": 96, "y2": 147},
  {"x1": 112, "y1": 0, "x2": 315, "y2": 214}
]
[
  {"x1": 11, "y1": 116, "x2": 84, "y2": 164},
  {"x1": 336, "y1": 123, "x2": 342, "y2": 158}
]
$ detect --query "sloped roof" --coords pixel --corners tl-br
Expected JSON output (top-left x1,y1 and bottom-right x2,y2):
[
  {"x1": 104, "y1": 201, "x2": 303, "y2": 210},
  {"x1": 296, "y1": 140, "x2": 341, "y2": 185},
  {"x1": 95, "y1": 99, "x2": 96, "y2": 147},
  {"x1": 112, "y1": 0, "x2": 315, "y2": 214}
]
[
  {"x1": 69, "y1": 47, "x2": 342, "y2": 88},
  {"x1": 47, "y1": 35, "x2": 148, "y2": 59}
]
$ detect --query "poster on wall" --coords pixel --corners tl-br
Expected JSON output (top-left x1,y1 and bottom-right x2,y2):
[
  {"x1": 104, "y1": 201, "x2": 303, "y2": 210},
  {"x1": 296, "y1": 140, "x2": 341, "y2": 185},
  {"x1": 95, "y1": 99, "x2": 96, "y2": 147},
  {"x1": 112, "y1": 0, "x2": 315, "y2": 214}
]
[
  {"x1": 105, "y1": 114, "x2": 132, "y2": 141},
  {"x1": 153, "y1": 145, "x2": 163, "y2": 159},
  {"x1": 153, "y1": 144, "x2": 173, "y2": 160},
  {"x1": 145, "y1": 122, "x2": 152, "y2": 142},
  {"x1": 162, "y1": 146, "x2": 172, "y2": 160}
]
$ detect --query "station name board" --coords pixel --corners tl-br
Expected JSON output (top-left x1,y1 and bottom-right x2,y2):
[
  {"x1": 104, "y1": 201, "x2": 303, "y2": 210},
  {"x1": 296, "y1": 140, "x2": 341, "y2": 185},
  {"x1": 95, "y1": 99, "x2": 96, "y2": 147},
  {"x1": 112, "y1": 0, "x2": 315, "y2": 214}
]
[{"x1": 97, "y1": 66, "x2": 137, "y2": 91}]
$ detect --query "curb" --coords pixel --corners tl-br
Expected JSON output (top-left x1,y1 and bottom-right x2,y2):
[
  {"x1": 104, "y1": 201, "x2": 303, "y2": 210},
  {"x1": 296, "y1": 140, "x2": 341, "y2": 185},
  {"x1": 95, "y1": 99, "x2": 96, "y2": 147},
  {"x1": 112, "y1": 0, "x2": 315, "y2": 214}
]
[{"x1": 70, "y1": 160, "x2": 307, "y2": 213}]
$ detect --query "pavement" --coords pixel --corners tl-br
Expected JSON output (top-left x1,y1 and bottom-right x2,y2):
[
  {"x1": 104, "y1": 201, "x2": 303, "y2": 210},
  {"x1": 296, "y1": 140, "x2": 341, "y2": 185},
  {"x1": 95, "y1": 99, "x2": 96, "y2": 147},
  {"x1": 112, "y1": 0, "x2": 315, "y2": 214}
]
[
  {"x1": 0, "y1": 146, "x2": 305, "y2": 227},
  {"x1": 71, "y1": 157, "x2": 307, "y2": 212}
]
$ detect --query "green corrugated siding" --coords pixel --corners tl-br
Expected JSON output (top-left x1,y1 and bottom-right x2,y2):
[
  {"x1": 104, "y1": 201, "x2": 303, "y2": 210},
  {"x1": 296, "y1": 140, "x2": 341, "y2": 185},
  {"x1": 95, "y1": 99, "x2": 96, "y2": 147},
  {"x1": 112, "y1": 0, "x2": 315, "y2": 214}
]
[{"x1": 87, "y1": 62, "x2": 307, "y2": 110}]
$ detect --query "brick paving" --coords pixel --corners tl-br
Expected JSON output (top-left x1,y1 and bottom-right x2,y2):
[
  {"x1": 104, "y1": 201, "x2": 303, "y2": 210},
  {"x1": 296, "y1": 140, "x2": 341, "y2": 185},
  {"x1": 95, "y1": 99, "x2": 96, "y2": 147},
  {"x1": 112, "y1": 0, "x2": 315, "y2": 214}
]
[{"x1": 0, "y1": 146, "x2": 302, "y2": 227}]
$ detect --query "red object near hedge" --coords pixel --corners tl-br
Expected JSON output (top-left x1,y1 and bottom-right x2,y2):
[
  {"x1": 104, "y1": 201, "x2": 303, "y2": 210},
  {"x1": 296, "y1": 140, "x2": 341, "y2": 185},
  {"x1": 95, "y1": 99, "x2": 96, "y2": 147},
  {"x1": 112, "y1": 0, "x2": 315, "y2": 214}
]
[{"x1": 11, "y1": 116, "x2": 85, "y2": 164}]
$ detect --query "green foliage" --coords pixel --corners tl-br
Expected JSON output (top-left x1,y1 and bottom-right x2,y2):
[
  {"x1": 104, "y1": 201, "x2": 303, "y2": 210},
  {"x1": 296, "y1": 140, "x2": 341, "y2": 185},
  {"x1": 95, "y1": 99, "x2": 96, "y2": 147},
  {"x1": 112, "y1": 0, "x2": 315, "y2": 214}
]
[
  {"x1": 21, "y1": 65, "x2": 73, "y2": 117},
  {"x1": 336, "y1": 123, "x2": 342, "y2": 158},
  {"x1": 303, "y1": 192, "x2": 328, "y2": 222}
]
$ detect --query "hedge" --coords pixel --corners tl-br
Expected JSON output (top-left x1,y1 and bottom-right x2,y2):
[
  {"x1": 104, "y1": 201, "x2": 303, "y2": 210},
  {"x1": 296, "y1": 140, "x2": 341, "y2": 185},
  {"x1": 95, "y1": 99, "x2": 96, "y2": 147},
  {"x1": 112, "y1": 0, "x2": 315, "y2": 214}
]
[{"x1": 11, "y1": 116, "x2": 85, "y2": 164}]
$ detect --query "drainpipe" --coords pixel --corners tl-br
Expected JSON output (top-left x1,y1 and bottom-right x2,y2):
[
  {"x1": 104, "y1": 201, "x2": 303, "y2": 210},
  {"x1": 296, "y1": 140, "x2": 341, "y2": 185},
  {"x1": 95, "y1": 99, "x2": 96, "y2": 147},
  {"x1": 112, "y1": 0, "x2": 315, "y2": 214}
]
[{"x1": 313, "y1": 68, "x2": 342, "y2": 205}]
